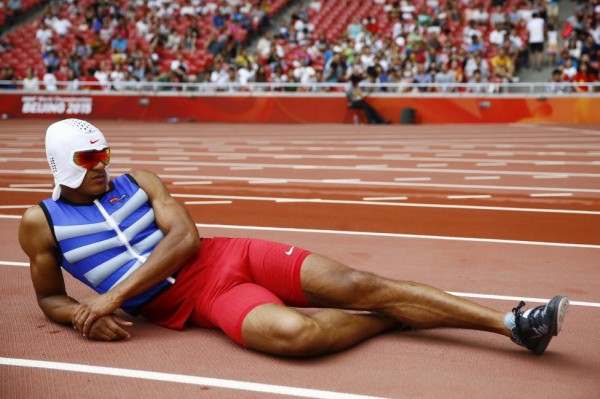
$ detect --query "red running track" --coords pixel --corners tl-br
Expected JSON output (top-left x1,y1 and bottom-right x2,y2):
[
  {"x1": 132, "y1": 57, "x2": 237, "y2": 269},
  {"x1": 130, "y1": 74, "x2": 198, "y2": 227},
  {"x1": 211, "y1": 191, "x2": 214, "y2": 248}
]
[{"x1": 1, "y1": 120, "x2": 599, "y2": 398}]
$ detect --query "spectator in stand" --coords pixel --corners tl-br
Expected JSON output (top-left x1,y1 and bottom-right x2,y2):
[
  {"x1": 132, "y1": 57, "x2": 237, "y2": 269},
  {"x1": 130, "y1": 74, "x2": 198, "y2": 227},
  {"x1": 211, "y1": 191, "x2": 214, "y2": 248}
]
[
  {"x1": 546, "y1": 23, "x2": 559, "y2": 68},
  {"x1": 465, "y1": 51, "x2": 490, "y2": 81},
  {"x1": 79, "y1": 67, "x2": 101, "y2": 91},
  {"x1": 72, "y1": 36, "x2": 91, "y2": 61},
  {"x1": 110, "y1": 63, "x2": 126, "y2": 91},
  {"x1": 64, "y1": 68, "x2": 80, "y2": 91},
  {"x1": 546, "y1": 69, "x2": 571, "y2": 94},
  {"x1": 183, "y1": 28, "x2": 198, "y2": 51},
  {"x1": 346, "y1": 73, "x2": 390, "y2": 124},
  {"x1": 51, "y1": 13, "x2": 72, "y2": 37},
  {"x1": 43, "y1": 67, "x2": 58, "y2": 91},
  {"x1": 347, "y1": 17, "x2": 363, "y2": 40},
  {"x1": 111, "y1": 31, "x2": 128, "y2": 55},
  {"x1": 22, "y1": 68, "x2": 40, "y2": 91},
  {"x1": 490, "y1": 5, "x2": 506, "y2": 26},
  {"x1": 212, "y1": 9, "x2": 227, "y2": 29},
  {"x1": 489, "y1": 22, "x2": 507, "y2": 48},
  {"x1": 171, "y1": 53, "x2": 189, "y2": 82},
  {"x1": 413, "y1": 62, "x2": 434, "y2": 92},
  {"x1": 463, "y1": 20, "x2": 482, "y2": 46},
  {"x1": 468, "y1": 69, "x2": 488, "y2": 93},
  {"x1": 0, "y1": 66, "x2": 17, "y2": 89},
  {"x1": 546, "y1": 0, "x2": 559, "y2": 26},
  {"x1": 43, "y1": 49, "x2": 61, "y2": 73},
  {"x1": 129, "y1": 58, "x2": 146, "y2": 81},
  {"x1": 94, "y1": 60, "x2": 111, "y2": 91},
  {"x1": 468, "y1": 35, "x2": 484, "y2": 54},
  {"x1": 562, "y1": 57, "x2": 578, "y2": 81},
  {"x1": 7, "y1": 0, "x2": 22, "y2": 24},
  {"x1": 210, "y1": 58, "x2": 230, "y2": 89},
  {"x1": 572, "y1": 63, "x2": 596, "y2": 92},
  {"x1": 67, "y1": 52, "x2": 84, "y2": 77},
  {"x1": 435, "y1": 62, "x2": 456, "y2": 92},
  {"x1": 89, "y1": 31, "x2": 109, "y2": 55},
  {"x1": 36, "y1": 20, "x2": 54, "y2": 48},
  {"x1": 491, "y1": 48, "x2": 514, "y2": 80},
  {"x1": 527, "y1": 11, "x2": 546, "y2": 70}
]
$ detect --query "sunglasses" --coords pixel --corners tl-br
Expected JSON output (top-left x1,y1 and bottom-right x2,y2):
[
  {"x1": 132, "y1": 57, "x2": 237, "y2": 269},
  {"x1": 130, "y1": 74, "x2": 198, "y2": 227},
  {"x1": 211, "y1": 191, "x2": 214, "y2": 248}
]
[{"x1": 72, "y1": 148, "x2": 111, "y2": 169}]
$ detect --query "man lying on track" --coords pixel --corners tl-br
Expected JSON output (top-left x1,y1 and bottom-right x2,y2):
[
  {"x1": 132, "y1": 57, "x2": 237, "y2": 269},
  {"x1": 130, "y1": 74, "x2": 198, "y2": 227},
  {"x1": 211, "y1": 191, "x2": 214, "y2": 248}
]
[{"x1": 18, "y1": 118, "x2": 569, "y2": 356}]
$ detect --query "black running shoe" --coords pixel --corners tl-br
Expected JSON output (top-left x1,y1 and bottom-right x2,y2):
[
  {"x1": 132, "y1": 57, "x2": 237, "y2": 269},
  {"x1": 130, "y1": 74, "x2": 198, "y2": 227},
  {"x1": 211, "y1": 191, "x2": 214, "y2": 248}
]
[{"x1": 510, "y1": 295, "x2": 569, "y2": 355}]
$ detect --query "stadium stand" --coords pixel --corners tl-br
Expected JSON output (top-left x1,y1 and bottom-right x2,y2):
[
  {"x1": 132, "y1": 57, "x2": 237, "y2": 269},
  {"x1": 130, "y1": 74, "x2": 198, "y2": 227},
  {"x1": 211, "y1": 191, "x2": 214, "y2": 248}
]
[{"x1": 0, "y1": 0, "x2": 597, "y2": 92}]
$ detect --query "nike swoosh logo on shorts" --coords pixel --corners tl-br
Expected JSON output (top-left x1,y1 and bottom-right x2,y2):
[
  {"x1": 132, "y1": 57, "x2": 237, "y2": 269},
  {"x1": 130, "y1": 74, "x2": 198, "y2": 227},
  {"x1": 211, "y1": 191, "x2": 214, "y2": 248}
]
[
  {"x1": 285, "y1": 246, "x2": 294, "y2": 256},
  {"x1": 90, "y1": 139, "x2": 99, "y2": 144}
]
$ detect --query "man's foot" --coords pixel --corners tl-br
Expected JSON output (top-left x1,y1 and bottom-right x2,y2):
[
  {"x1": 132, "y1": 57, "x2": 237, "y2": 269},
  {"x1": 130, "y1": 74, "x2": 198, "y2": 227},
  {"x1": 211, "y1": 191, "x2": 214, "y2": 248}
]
[{"x1": 510, "y1": 296, "x2": 569, "y2": 355}]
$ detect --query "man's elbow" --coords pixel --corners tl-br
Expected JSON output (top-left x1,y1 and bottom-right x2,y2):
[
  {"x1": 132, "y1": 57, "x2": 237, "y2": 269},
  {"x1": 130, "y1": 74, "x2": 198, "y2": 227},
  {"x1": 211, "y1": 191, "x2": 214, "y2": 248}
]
[{"x1": 181, "y1": 230, "x2": 201, "y2": 255}]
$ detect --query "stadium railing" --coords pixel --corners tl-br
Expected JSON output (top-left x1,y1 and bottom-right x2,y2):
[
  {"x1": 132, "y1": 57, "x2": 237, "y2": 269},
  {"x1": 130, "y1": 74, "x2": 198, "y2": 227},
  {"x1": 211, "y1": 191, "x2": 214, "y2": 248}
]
[{"x1": 1, "y1": 81, "x2": 600, "y2": 95}]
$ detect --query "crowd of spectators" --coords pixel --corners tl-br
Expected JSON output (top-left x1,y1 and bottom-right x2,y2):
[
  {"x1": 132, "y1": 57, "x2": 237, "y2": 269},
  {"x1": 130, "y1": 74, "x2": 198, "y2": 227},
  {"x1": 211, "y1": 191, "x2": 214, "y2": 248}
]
[
  {"x1": 2, "y1": 0, "x2": 278, "y2": 91},
  {"x1": 0, "y1": 0, "x2": 599, "y2": 93},
  {"x1": 546, "y1": 0, "x2": 600, "y2": 93}
]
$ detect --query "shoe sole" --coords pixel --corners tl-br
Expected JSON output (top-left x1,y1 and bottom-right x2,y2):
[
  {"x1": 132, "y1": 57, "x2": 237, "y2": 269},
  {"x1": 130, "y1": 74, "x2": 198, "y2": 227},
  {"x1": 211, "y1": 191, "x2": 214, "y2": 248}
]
[
  {"x1": 553, "y1": 296, "x2": 569, "y2": 336},
  {"x1": 534, "y1": 296, "x2": 569, "y2": 355}
]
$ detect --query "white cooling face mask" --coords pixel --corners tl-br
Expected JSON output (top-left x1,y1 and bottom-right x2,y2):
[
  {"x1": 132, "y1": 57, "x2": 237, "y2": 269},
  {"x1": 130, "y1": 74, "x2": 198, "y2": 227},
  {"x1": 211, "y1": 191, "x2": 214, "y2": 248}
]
[{"x1": 45, "y1": 119, "x2": 110, "y2": 201}]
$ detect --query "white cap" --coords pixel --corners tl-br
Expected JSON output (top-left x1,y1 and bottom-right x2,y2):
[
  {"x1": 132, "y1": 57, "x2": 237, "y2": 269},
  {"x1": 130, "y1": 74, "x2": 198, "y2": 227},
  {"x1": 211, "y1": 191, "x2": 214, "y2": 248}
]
[{"x1": 45, "y1": 119, "x2": 110, "y2": 201}]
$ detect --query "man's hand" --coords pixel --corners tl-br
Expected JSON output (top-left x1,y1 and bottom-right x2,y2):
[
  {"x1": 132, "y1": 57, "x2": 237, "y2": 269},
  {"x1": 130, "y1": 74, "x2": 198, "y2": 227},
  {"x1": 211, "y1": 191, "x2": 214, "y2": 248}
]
[
  {"x1": 86, "y1": 315, "x2": 133, "y2": 341},
  {"x1": 73, "y1": 293, "x2": 121, "y2": 338}
]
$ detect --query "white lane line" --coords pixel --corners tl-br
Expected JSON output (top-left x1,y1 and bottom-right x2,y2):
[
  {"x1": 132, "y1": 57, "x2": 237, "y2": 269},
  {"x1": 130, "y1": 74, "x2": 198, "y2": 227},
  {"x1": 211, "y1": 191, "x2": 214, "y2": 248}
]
[
  {"x1": 447, "y1": 195, "x2": 492, "y2": 199},
  {"x1": 249, "y1": 179, "x2": 289, "y2": 184},
  {"x1": 156, "y1": 174, "x2": 600, "y2": 194},
  {"x1": 2, "y1": 262, "x2": 598, "y2": 307},
  {"x1": 532, "y1": 175, "x2": 569, "y2": 179},
  {"x1": 195, "y1": 223, "x2": 600, "y2": 249},
  {"x1": 0, "y1": 357, "x2": 390, "y2": 399},
  {"x1": 217, "y1": 156, "x2": 248, "y2": 160},
  {"x1": 1, "y1": 189, "x2": 599, "y2": 215},
  {"x1": 0, "y1": 205, "x2": 31, "y2": 209},
  {"x1": 230, "y1": 166, "x2": 264, "y2": 170},
  {"x1": 530, "y1": 193, "x2": 573, "y2": 198},
  {"x1": 163, "y1": 167, "x2": 199, "y2": 171},
  {"x1": 0, "y1": 261, "x2": 28, "y2": 267},
  {"x1": 9, "y1": 183, "x2": 52, "y2": 188},
  {"x1": 534, "y1": 161, "x2": 566, "y2": 165},
  {"x1": 394, "y1": 177, "x2": 431, "y2": 181},
  {"x1": 170, "y1": 195, "x2": 600, "y2": 215},
  {"x1": 363, "y1": 196, "x2": 408, "y2": 201},
  {"x1": 171, "y1": 181, "x2": 213, "y2": 185},
  {"x1": 184, "y1": 200, "x2": 232, "y2": 205},
  {"x1": 464, "y1": 176, "x2": 501, "y2": 181},
  {"x1": 322, "y1": 179, "x2": 362, "y2": 183},
  {"x1": 6, "y1": 158, "x2": 600, "y2": 177},
  {"x1": 417, "y1": 163, "x2": 448, "y2": 167},
  {"x1": 435, "y1": 153, "x2": 461, "y2": 157},
  {"x1": 448, "y1": 292, "x2": 600, "y2": 308},
  {"x1": 159, "y1": 156, "x2": 190, "y2": 161},
  {"x1": 356, "y1": 164, "x2": 389, "y2": 169}
]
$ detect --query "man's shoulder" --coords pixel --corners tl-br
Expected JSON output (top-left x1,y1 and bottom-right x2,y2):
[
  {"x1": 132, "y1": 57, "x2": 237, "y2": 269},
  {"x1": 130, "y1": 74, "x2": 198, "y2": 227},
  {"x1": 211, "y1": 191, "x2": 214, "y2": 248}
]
[{"x1": 20, "y1": 204, "x2": 49, "y2": 231}]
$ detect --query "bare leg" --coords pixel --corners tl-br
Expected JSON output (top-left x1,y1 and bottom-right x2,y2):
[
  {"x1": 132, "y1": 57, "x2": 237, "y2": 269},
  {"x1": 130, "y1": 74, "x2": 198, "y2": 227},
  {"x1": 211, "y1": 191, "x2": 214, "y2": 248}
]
[
  {"x1": 242, "y1": 303, "x2": 402, "y2": 357},
  {"x1": 300, "y1": 254, "x2": 511, "y2": 337}
]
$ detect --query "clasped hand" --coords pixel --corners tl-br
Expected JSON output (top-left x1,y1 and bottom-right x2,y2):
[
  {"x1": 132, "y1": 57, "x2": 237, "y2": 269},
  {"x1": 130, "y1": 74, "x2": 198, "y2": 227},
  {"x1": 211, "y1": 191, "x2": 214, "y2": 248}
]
[{"x1": 73, "y1": 294, "x2": 132, "y2": 341}]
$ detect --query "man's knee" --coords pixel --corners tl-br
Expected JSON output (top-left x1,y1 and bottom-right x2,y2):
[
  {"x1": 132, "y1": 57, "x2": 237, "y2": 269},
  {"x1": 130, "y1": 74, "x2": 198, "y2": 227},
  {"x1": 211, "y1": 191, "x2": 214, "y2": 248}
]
[
  {"x1": 268, "y1": 315, "x2": 325, "y2": 356},
  {"x1": 243, "y1": 307, "x2": 327, "y2": 356}
]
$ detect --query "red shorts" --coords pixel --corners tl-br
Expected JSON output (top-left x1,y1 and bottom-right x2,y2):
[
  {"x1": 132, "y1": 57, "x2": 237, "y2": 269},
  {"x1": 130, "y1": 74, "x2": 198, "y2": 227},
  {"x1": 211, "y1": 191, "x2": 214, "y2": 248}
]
[{"x1": 140, "y1": 237, "x2": 311, "y2": 345}]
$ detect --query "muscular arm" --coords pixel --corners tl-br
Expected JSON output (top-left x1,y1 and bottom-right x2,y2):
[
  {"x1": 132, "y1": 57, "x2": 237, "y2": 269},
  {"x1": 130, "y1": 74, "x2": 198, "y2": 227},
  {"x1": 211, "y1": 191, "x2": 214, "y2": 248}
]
[
  {"x1": 73, "y1": 170, "x2": 201, "y2": 336},
  {"x1": 19, "y1": 206, "x2": 132, "y2": 341},
  {"x1": 19, "y1": 205, "x2": 79, "y2": 323}
]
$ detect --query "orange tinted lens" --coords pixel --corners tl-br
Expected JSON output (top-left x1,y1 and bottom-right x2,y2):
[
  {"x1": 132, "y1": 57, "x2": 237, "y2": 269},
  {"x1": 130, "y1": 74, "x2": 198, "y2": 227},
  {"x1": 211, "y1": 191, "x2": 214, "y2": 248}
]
[{"x1": 73, "y1": 148, "x2": 111, "y2": 169}]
